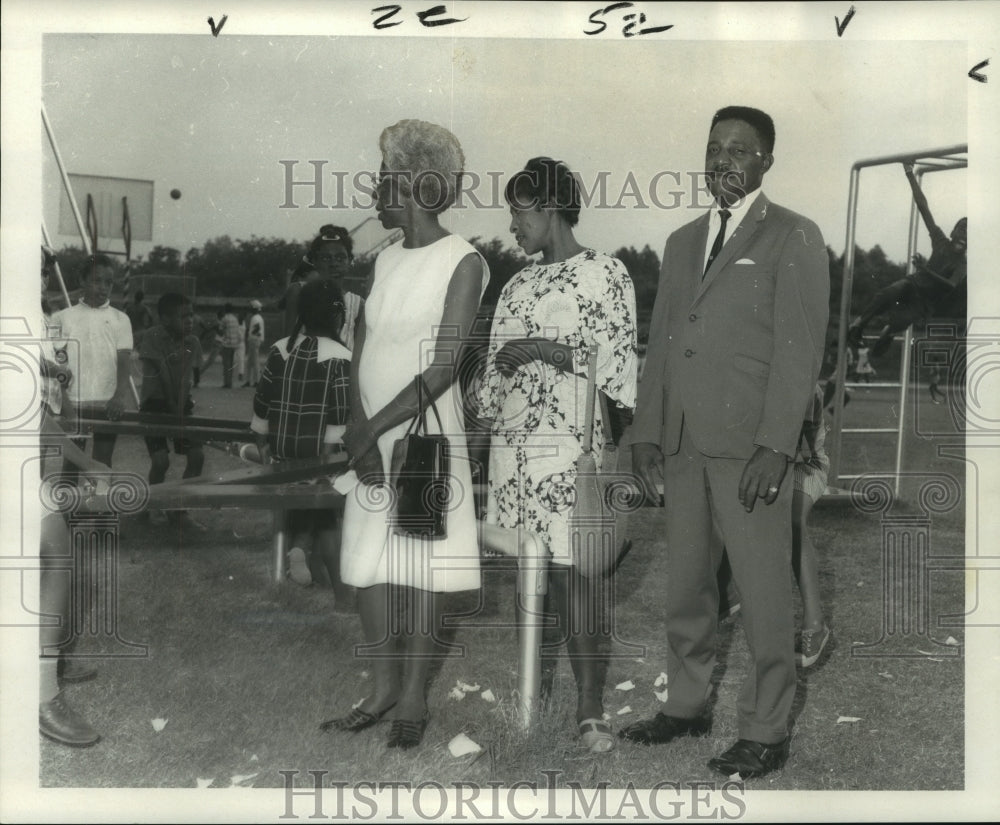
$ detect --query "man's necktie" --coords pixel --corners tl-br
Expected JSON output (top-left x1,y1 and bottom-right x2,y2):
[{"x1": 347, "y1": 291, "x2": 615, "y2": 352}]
[{"x1": 704, "y1": 208, "x2": 731, "y2": 277}]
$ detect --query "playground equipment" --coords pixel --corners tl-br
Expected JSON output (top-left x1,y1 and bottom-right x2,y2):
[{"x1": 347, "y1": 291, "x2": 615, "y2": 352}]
[
  {"x1": 42, "y1": 103, "x2": 146, "y2": 406},
  {"x1": 69, "y1": 410, "x2": 550, "y2": 728},
  {"x1": 827, "y1": 144, "x2": 967, "y2": 497}
]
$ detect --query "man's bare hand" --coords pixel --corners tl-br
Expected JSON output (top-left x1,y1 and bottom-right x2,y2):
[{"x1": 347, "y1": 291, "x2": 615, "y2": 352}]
[
  {"x1": 737, "y1": 446, "x2": 789, "y2": 512},
  {"x1": 631, "y1": 442, "x2": 664, "y2": 507}
]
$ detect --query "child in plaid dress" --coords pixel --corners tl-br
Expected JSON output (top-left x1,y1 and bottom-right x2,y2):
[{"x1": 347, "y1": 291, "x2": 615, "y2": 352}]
[{"x1": 251, "y1": 280, "x2": 352, "y2": 600}]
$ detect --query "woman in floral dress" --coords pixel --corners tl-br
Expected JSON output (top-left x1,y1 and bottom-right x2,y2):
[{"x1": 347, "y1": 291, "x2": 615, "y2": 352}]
[{"x1": 479, "y1": 157, "x2": 637, "y2": 752}]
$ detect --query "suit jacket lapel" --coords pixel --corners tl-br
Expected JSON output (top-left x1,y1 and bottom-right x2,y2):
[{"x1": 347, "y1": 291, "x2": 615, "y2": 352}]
[{"x1": 694, "y1": 194, "x2": 770, "y2": 305}]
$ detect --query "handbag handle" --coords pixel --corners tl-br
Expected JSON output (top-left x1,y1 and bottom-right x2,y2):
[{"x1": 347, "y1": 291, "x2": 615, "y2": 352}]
[
  {"x1": 407, "y1": 374, "x2": 444, "y2": 436},
  {"x1": 581, "y1": 344, "x2": 614, "y2": 454},
  {"x1": 581, "y1": 344, "x2": 598, "y2": 454}
]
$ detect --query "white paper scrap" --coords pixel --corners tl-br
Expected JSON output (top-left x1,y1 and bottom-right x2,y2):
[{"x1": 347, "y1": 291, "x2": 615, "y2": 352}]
[
  {"x1": 448, "y1": 733, "x2": 482, "y2": 757},
  {"x1": 480, "y1": 689, "x2": 496, "y2": 703},
  {"x1": 836, "y1": 716, "x2": 862, "y2": 724},
  {"x1": 615, "y1": 680, "x2": 635, "y2": 691},
  {"x1": 617, "y1": 706, "x2": 632, "y2": 715},
  {"x1": 151, "y1": 718, "x2": 168, "y2": 732}
]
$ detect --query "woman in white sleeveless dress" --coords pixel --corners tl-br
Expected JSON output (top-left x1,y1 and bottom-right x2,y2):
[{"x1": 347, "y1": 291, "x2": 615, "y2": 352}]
[{"x1": 326, "y1": 120, "x2": 489, "y2": 750}]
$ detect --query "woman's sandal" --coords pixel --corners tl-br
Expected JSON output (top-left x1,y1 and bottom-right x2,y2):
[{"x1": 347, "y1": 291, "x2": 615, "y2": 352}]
[
  {"x1": 386, "y1": 715, "x2": 429, "y2": 750},
  {"x1": 579, "y1": 718, "x2": 615, "y2": 753},
  {"x1": 319, "y1": 702, "x2": 396, "y2": 733}
]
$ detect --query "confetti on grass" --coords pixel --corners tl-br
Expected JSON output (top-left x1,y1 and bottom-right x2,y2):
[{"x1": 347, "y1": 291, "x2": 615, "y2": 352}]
[
  {"x1": 449, "y1": 687, "x2": 466, "y2": 701},
  {"x1": 151, "y1": 718, "x2": 168, "y2": 732},
  {"x1": 615, "y1": 680, "x2": 635, "y2": 691},
  {"x1": 456, "y1": 680, "x2": 481, "y2": 693},
  {"x1": 836, "y1": 716, "x2": 862, "y2": 724},
  {"x1": 196, "y1": 778, "x2": 213, "y2": 788},
  {"x1": 654, "y1": 672, "x2": 668, "y2": 687},
  {"x1": 481, "y1": 689, "x2": 496, "y2": 703},
  {"x1": 617, "y1": 706, "x2": 633, "y2": 716},
  {"x1": 229, "y1": 772, "x2": 258, "y2": 787},
  {"x1": 448, "y1": 733, "x2": 482, "y2": 757},
  {"x1": 654, "y1": 688, "x2": 669, "y2": 703}
]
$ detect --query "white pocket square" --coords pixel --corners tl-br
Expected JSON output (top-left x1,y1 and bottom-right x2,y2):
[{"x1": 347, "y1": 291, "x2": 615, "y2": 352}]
[{"x1": 735, "y1": 258, "x2": 756, "y2": 265}]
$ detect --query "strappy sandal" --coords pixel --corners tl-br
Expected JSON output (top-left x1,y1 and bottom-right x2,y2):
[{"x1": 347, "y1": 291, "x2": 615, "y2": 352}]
[
  {"x1": 386, "y1": 715, "x2": 429, "y2": 749},
  {"x1": 319, "y1": 702, "x2": 396, "y2": 733},
  {"x1": 579, "y1": 718, "x2": 615, "y2": 753}
]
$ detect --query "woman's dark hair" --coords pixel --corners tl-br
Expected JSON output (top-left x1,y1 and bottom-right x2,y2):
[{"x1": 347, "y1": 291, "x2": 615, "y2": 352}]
[
  {"x1": 288, "y1": 278, "x2": 346, "y2": 350},
  {"x1": 307, "y1": 224, "x2": 354, "y2": 261},
  {"x1": 504, "y1": 157, "x2": 581, "y2": 227}
]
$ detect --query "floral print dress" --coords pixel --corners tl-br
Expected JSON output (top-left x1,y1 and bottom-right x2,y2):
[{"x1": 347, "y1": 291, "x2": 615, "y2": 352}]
[{"x1": 479, "y1": 249, "x2": 637, "y2": 565}]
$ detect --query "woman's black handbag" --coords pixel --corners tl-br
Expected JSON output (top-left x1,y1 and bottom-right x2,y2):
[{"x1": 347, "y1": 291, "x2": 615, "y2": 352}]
[{"x1": 390, "y1": 376, "x2": 450, "y2": 539}]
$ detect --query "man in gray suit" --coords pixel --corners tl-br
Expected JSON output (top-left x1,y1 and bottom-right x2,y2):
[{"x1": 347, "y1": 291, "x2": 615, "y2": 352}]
[{"x1": 621, "y1": 106, "x2": 830, "y2": 779}]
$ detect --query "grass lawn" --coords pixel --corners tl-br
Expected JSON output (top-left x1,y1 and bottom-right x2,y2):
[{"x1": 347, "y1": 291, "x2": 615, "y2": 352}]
[{"x1": 36, "y1": 364, "x2": 969, "y2": 800}]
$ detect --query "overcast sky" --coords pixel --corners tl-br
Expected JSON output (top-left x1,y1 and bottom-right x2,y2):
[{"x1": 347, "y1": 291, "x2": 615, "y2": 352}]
[
  {"x1": 40, "y1": 31, "x2": 968, "y2": 267},
  {"x1": 4, "y1": 3, "x2": 1000, "y2": 821}
]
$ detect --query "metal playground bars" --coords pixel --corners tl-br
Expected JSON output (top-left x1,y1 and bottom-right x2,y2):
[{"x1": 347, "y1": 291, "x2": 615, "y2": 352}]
[{"x1": 827, "y1": 144, "x2": 967, "y2": 496}]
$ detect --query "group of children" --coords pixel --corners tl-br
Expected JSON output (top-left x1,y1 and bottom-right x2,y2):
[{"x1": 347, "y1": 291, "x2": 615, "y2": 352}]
[{"x1": 38, "y1": 227, "x2": 362, "y2": 747}]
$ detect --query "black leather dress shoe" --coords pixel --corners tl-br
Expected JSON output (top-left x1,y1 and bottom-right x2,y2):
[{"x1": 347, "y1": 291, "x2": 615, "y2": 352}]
[
  {"x1": 58, "y1": 657, "x2": 98, "y2": 683},
  {"x1": 707, "y1": 737, "x2": 790, "y2": 779},
  {"x1": 618, "y1": 712, "x2": 711, "y2": 745},
  {"x1": 39, "y1": 693, "x2": 100, "y2": 747}
]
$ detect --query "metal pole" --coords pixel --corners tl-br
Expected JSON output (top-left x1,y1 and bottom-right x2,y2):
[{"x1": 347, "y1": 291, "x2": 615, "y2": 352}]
[
  {"x1": 850, "y1": 145, "x2": 968, "y2": 171},
  {"x1": 894, "y1": 173, "x2": 925, "y2": 499},
  {"x1": 42, "y1": 103, "x2": 92, "y2": 255},
  {"x1": 481, "y1": 521, "x2": 548, "y2": 729},
  {"x1": 515, "y1": 529, "x2": 547, "y2": 730},
  {"x1": 829, "y1": 165, "x2": 860, "y2": 485},
  {"x1": 41, "y1": 220, "x2": 71, "y2": 307},
  {"x1": 829, "y1": 146, "x2": 967, "y2": 489},
  {"x1": 272, "y1": 510, "x2": 288, "y2": 583}
]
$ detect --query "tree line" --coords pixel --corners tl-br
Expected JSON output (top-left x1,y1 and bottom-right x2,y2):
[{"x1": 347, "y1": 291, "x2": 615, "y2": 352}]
[{"x1": 47, "y1": 236, "x2": 915, "y2": 342}]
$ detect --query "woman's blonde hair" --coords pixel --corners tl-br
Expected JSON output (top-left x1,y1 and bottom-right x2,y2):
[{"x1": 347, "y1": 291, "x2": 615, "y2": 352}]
[{"x1": 379, "y1": 119, "x2": 465, "y2": 214}]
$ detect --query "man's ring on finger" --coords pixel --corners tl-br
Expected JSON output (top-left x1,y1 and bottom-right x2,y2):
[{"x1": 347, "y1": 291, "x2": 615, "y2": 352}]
[{"x1": 767, "y1": 485, "x2": 778, "y2": 494}]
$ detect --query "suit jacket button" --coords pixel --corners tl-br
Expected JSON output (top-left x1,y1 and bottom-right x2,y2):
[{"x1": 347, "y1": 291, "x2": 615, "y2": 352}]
[{"x1": 684, "y1": 349, "x2": 694, "y2": 357}]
